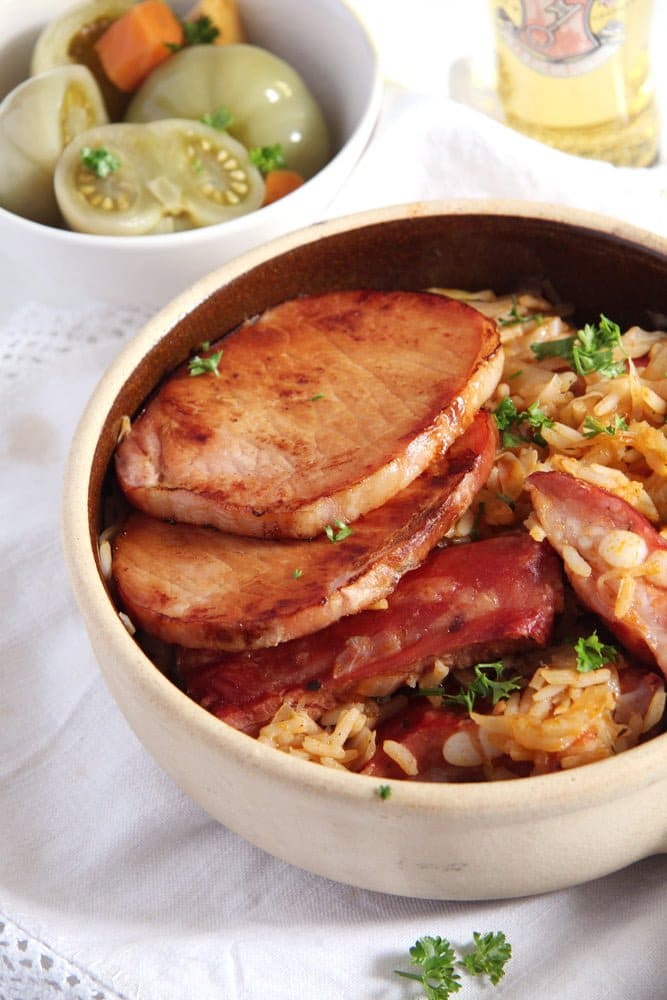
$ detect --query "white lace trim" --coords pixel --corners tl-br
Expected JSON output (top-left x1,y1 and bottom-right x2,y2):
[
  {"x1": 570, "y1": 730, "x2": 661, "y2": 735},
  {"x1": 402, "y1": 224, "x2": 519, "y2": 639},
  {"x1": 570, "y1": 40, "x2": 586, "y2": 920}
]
[
  {"x1": 0, "y1": 302, "x2": 151, "y2": 382},
  {"x1": 0, "y1": 913, "x2": 127, "y2": 1000}
]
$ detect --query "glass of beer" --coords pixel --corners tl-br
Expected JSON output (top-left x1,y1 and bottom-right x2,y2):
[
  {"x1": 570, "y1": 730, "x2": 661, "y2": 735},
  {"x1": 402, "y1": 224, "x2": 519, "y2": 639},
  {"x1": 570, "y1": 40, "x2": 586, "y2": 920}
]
[{"x1": 487, "y1": 0, "x2": 660, "y2": 166}]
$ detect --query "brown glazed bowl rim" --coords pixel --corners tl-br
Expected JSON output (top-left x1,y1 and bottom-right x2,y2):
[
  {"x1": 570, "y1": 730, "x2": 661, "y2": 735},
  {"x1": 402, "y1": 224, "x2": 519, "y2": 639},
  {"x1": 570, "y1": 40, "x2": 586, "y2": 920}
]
[{"x1": 62, "y1": 198, "x2": 667, "y2": 828}]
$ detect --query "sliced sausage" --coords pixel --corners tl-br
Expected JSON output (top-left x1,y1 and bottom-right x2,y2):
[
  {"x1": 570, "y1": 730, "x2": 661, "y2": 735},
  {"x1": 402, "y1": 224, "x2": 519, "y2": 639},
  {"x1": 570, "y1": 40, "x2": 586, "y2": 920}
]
[
  {"x1": 526, "y1": 470, "x2": 667, "y2": 675},
  {"x1": 178, "y1": 533, "x2": 564, "y2": 734}
]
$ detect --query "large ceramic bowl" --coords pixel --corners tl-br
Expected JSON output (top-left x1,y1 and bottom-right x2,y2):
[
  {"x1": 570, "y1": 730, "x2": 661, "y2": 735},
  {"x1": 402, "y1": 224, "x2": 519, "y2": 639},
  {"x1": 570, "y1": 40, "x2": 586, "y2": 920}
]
[
  {"x1": 0, "y1": 0, "x2": 380, "y2": 309},
  {"x1": 62, "y1": 201, "x2": 667, "y2": 900}
]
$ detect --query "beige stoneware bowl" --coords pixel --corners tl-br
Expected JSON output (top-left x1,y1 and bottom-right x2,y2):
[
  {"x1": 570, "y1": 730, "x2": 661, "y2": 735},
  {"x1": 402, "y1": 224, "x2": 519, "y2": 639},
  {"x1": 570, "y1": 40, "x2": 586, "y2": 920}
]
[{"x1": 62, "y1": 200, "x2": 667, "y2": 900}]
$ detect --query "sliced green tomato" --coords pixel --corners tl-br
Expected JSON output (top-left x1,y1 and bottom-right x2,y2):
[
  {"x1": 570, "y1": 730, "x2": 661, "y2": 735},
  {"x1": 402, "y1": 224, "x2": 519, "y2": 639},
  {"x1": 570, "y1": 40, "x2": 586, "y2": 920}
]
[
  {"x1": 126, "y1": 44, "x2": 330, "y2": 180},
  {"x1": 146, "y1": 120, "x2": 265, "y2": 227},
  {"x1": 54, "y1": 119, "x2": 265, "y2": 236},
  {"x1": 0, "y1": 65, "x2": 108, "y2": 225}
]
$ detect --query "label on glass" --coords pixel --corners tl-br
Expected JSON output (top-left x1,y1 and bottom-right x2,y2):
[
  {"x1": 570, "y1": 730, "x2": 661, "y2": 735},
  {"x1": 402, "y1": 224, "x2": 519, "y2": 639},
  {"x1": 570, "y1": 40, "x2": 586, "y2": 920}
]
[{"x1": 493, "y1": 1, "x2": 625, "y2": 77}]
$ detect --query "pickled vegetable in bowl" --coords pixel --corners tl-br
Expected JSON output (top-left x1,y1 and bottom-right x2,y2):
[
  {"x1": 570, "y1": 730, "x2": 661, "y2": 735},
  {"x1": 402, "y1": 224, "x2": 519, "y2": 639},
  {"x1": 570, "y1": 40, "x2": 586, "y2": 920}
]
[
  {"x1": 0, "y1": 64, "x2": 108, "y2": 225},
  {"x1": 0, "y1": 0, "x2": 380, "y2": 306},
  {"x1": 54, "y1": 119, "x2": 266, "y2": 234},
  {"x1": 0, "y1": 0, "x2": 331, "y2": 234}
]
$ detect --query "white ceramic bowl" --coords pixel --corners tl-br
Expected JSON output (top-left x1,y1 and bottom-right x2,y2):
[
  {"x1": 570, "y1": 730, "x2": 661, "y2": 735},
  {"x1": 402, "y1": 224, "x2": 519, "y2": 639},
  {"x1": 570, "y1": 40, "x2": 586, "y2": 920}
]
[
  {"x1": 62, "y1": 200, "x2": 667, "y2": 901},
  {"x1": 0, "y1": 0, "x2": 381, "y2": 309}
]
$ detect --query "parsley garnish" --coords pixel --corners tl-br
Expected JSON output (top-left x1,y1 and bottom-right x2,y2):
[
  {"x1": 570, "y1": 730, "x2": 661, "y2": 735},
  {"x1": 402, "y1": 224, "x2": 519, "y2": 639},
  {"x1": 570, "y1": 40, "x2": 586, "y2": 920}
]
[
  {"x1": 184, "y1": 14, "x2": 219, "y2": 43},
  {"x1": 396, "y1": 936, "x2": 461, "y2": 997},
  {"x1": 582, "y1": 414, "x2": 629, "y2": 438},
  {"x1": 419, "y1": 662, "x2": 522, "y2": 712},
  {"x1": 311, "y1": 393, "x2": 326, "y2": 401},
  {"x1": 165, "y1": 15, "x2": 219, "y2": 51},
  {"x1": 291, "y1": 568, "x2": 304, "y2": 579},
  {"x1": 80, "y1": 146, "x2": 120, "y2": 178},
  {"x1": 459, "y1": 932, "x2": 512, "y2": 985},
  {"x1": 201, "y1": 106, "x2": 234, "y2": 131},
  {"x1": 492, "y1": 396, "x2": 554, "y2": 448},
  {"x1": 396, "y1": 932, "x2": 512, "y2": 998},
  {"x1": 324, "y1": 520, "x2": 353, "y2": 543},
  {"x1": 531, "y1": 314, "x2": 626, "y2": 378},
  {"x1": 250, "y1": 143, "x2": 287, "y2": 175},
  {"x1": 188, "y1": 350, "x2": 223, "y2": 377},
  {"x1": 498, "y1": 296, "x2": 544, "y2": 328},
  {"x1": 442, "y1": 661, "x2": 522, "y2": 712},
  {"x1": 376, "y1": 784, "x2": 392, "y2": 800},
  {"x1": 575, "y1": 631, "x2": 619, "y2": 672}
]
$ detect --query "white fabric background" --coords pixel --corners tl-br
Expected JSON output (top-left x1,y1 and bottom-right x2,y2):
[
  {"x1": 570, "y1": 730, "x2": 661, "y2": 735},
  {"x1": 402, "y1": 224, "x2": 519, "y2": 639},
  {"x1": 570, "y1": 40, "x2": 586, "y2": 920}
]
[{"x1": 2, "y1": 2, "x2": 667, "y2": 998}]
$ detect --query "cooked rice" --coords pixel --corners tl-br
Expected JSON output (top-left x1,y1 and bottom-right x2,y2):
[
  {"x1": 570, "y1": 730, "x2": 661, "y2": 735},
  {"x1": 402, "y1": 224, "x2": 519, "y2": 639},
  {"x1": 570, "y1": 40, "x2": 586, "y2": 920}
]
[{"x1": 258, "y1": 701, "x2": 378, "y2": 771}]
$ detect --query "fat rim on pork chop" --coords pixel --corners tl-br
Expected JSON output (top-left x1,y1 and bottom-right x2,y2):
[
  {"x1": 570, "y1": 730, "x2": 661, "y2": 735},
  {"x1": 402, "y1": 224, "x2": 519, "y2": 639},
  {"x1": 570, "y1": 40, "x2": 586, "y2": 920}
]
[{"x1": 114, "y1": 289, "x2": 503, "y2": 538}]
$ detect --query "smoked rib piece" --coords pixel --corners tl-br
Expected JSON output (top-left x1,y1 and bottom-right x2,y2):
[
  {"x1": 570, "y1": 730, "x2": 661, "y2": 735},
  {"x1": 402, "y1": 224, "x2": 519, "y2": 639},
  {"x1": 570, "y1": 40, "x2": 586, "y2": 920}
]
[
  {"x1": 112, "y1": 412, "x2": 497, "y2": 650},
  {"x1": 178, "y1": 533, "x2": 564, "y2": 735},
  {"x1": 526, "y1": 471, "x2": 667, "y2": 675},
  {"x1": 115, "y1": 290, "x2": 503, "y2": 538}
]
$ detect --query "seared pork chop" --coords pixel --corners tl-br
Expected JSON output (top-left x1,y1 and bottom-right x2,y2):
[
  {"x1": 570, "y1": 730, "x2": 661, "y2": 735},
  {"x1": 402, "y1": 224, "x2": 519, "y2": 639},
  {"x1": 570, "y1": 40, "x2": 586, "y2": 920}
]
[
  {"x1": 115, "y1": 290, "x2": 502, "y2": 538},
  {"x1": 178, "y1": 533, "x2": 564, "y2": 734},
  {"x1": 112, "y1": 412, "x2": 497, "y2": 650}
]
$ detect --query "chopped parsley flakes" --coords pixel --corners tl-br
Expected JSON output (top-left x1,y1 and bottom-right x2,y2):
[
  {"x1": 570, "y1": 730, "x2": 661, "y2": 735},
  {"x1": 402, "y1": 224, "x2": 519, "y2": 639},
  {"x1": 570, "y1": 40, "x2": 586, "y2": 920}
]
[
  {"x1": 498, "y1": 296, "x2": 544, "y2": 328},
  {"x1": 167, "y1": 15, "x2": 219, "y2": 50},
  {"x1": 324, "y1": 520, "x2": 353, "y2": 543},
  {"x1": 583, "y1": 414, "x2": 628, "y2": 438},
  {"x1": 79, "y1": 146, "x2": 121, "y2": 178},
  {"x1": 531, "y1": 314, "x2": 626, "y2": 378},
  {"x1": 493, "y1": 396, "x2": 554, "y2": 448},
  {"x1": 575, "y1": 631, "x2": 619, "y2": 672},
  {"x1": 201, "y1": 106, "x2": 234, "y2": 131},
  {"x1": 418, "y1": 661, "x2": 522, "y2": 713},
  {"x1": 250, "y1": 143, "x2": 288, "y2": 175},
  {"x1": 188, "y1": 350, "x2": 223, "y2": 377}
]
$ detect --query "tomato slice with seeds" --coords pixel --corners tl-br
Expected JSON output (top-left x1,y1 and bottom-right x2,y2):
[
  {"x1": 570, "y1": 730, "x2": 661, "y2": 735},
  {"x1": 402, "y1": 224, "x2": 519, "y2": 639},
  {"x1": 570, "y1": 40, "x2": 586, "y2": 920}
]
[{"x1": 54, "y1": 118, "x2": 265, "y2": 235}]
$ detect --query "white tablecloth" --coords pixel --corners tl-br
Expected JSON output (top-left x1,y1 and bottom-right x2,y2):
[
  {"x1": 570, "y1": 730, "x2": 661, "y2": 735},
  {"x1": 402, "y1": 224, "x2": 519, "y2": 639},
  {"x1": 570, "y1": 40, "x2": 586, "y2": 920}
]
[{"x1": 2, "y1": 3, "x2": 667, "y2": 998}]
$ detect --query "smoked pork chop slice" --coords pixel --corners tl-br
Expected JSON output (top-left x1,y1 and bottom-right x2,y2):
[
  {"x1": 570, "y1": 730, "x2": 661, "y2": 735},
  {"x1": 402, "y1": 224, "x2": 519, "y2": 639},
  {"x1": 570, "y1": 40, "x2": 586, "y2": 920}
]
[
  {"x1": 112, "y1": 412, "x2": 497, "y2": 650},
  {"x1": 177, "y1": 533, "x2": 564, "y2": 735},
  {"x1": 115, "y1": 290, "x2": 502, "y2": 538}
]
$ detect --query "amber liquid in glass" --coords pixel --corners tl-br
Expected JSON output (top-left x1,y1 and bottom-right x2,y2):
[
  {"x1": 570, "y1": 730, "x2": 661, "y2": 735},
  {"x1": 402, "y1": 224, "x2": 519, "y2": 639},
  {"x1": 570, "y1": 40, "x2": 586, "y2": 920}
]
[{"x1": 489, "y1": 0, "x2": 659, "y2": 166}]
